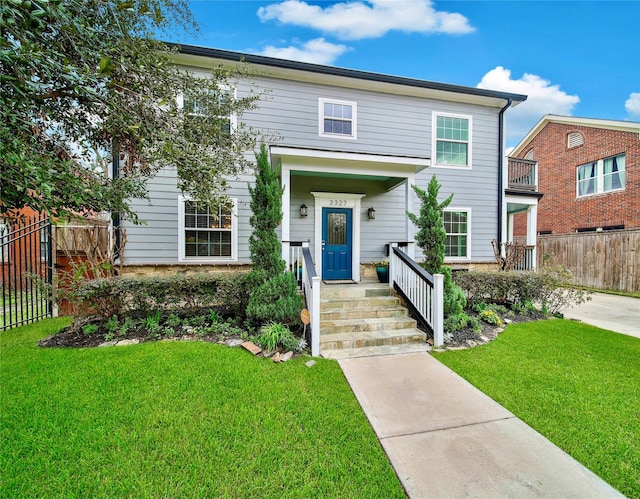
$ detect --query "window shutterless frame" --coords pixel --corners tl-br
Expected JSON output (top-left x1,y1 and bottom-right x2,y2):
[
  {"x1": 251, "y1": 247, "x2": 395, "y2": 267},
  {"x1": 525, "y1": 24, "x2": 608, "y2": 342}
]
[
  {"x1": 443, "y1": 208, "x2": 471, "y2": 260},
  {"x1": 432, "y1": 112, "x2": 473, "y2": 169},
  {"x1": 177, "y1": 196, "x2": 238, "y2": 262},
  {"x1": 318, "y1": 98, "x2": 357, "y2": 140}
]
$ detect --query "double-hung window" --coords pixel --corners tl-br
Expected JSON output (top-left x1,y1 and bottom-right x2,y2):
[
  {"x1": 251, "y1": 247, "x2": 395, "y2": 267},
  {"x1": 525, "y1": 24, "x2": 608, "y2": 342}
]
[
  {"x1": 178, "y1": 197, "x2": 237, "y2": 261},
  {"x1": 443, "y1": 209, "x2": 470, "y2": 259},
  {"x1": 577, "y1": 154, "x2": 625, "y2": 197},
  {"x1": 319, "y1": 98, "x2": 357, "y2": 139},
  {"x1": 180, "y1": 88, "x2": 235, "y2": 144},
  {"x1": 433, "y1": 113, "x2": 472, "y2": 168}
]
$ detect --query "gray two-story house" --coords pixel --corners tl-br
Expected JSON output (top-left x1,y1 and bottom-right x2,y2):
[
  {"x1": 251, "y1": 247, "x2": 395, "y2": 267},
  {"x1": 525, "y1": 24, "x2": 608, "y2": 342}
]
[
  {"x1": 122, "y1": 44, "x2": 530, "y2": 280},
  {"x1": 120, "y1": 45, "x2": 535, "y2": 356}
]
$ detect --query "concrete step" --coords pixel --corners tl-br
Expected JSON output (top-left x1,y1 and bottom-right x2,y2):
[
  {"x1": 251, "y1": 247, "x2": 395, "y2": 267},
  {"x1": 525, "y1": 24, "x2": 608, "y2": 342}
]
[
  {"x1": 321, "y1": 342, "x2": 431, "y2": 360},
  {"x1": 321, "y1": 283, "x2": 390, "y2": 300},
  {"x1": 320, "y1": 328, "x2": 427, "y2": 352},
  {"x1": 320, "y1": 305, "x2": 408, "y2": 321},
  {"x1": 321, "y1": 316, "x2": 418, "y2": 335},
  {"x1": 320, "y1": 295, "x2": 401, "y2": 310}
]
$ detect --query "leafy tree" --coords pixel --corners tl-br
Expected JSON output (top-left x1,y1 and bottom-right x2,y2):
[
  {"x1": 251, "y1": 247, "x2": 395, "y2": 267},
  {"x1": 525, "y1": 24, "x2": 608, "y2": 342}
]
[
  {"x1": 407, "y1": 176, "x2": 453, "y2": 274},
  {"x1": 1, "y1": 0, "x2": 260, "y2": 221}
]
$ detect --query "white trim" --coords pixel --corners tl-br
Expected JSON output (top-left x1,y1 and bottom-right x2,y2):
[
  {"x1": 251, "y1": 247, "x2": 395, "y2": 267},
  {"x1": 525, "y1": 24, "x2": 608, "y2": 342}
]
[
  {"x1": 178, "y1": 195, "x2": 238, "y2": 263},
  {"x1": 318, "y1": 98, "x2": 357, "y2": 140},
  {"x1": 576, "y1": 154, "x2": 626, "y2": 198},
  {"x1": 432, "y1": 112, "x2": 473, "y2": 169},
  {"x1": 312, "y1": 192, "x2": 365, "y2": 281},
  {"x1": 443, "y1": 207, "x2": 471, "y2": 262},
  {"x1": 271, "y1": 146, "x2": 429, "y2": 172}
]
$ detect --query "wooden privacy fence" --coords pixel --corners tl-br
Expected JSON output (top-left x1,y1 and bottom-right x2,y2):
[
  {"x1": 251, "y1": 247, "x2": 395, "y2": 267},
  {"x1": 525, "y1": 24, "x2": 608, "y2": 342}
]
[{"x1": 537, "y1": 230, "x2": 639, "y2": 293}]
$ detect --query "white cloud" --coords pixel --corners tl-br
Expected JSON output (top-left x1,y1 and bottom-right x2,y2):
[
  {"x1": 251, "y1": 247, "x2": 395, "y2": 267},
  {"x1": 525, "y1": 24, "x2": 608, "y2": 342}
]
[
  {"x1": 258, "y1": 38, "x2": 350, "y2": 65},
  {"x1": 478, "y1": 66, "x2": 580, "y2": 143},
  {"x1": 625, "y1": 92, "x2": 640, "y2": 117},
  {"x1": 257, "y1": 0, "x2": 474, "y2": 40}
]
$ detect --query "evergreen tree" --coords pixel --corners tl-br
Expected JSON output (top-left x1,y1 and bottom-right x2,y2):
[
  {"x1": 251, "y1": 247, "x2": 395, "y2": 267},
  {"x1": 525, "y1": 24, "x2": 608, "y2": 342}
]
[
  {"x1": 248, "y1": 144, "x2": 286, "y2": 278},
  {"x1": 407, "y1": 176, "x2": 453, "y2": 275}
]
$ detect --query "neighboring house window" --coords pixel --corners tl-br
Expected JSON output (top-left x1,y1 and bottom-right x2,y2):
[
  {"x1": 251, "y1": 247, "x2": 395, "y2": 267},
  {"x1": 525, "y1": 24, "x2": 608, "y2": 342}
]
[
  {"x1": 433, "y1": 113, "x2": 472, "y2": 168},
  {"x1": 443, "y1": 209, "x2": 470, "y2": 259},
  {"x1": 178, "y1": 196, "x2": 237, "y2": 261},
  {"x1": 567, "y1": 132, "x2": 584, "y2": 148},
  {"x1": 180, "y1": 88, "x2": 236, "y2": 143},
  {"x1": 577, "y1": 154, "x2": 626, "y2": 197},
  {"x1": 319, "y1": 98, "x2": 357, "y2": 139}
]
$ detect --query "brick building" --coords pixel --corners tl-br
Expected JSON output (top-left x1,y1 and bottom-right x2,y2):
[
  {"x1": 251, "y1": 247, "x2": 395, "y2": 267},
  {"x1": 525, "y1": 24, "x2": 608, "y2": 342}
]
[{"x1": 511, "y1": 115, "x2": 640, "y2": 235}]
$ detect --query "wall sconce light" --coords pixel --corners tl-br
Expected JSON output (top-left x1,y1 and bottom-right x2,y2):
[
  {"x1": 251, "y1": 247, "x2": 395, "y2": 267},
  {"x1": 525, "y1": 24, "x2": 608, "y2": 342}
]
[
  {"x1": 300, "y1": 203, "x2": 308, "y2": 217},
  {"x1": 368, "y1": 207, "x2": 376, "y2": 220}
]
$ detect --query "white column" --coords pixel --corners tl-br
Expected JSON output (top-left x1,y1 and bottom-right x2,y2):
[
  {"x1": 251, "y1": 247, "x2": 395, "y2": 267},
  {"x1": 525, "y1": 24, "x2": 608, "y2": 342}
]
[
  {"x1": 527, "y1": 204, "x2": 538, "y2": 270},
  {"x1": 507, "y1": 213, "x2": 515, "y2": 242},
  {"x1": 433, "y1": 273, "x2": 444, "y2": 347},
  {"x1": 406, "y1": 177, "x2": 416, "y2": 259},
  {"x1": 281, "y1": 167, "x2": 290, "y2": 264}
]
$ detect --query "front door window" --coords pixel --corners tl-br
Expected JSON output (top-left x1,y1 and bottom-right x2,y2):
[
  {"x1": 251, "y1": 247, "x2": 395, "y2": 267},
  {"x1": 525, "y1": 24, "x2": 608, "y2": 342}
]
[{"x1": 322, "y1": 208, "x2": 352, "y2": 280}]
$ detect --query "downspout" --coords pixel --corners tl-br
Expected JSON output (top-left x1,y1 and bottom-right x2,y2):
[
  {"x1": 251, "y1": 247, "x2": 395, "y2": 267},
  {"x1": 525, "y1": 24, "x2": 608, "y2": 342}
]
[
  {"x1": 497, "y1": 98, "x2": 512, "y2": 247},
  {"x1": 111, "y1": 139, "x2": 121, "y2": 266}
]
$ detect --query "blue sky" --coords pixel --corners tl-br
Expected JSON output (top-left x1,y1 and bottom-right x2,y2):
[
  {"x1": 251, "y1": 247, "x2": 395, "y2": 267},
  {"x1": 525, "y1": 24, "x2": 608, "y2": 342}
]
[{"x1": 166, "y1": 0, "x2": 640, "y2": 147}]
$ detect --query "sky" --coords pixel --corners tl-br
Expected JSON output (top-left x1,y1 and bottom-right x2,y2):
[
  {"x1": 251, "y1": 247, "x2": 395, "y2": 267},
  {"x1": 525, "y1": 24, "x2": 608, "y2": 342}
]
[{"x1": 166, "y1": 0, "x2": 640, "y2": 148}]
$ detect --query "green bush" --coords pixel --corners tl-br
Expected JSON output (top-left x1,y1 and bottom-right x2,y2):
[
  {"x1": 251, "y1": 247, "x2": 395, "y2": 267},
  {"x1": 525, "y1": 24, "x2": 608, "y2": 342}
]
[
  {"x1": 479, "y1": 309, "x2": 503, "y2": 326},
  {"x1": 74, "y1": 272, "x2": 250, "y2": 321},
  {"x1": 246, "y1": 272, "x2": 302, "y2": 326},
  {"x1": 256, "y1": 322, "x2": 302, "y2": 351},
  {"x1": 453, "y1": 266, "x2": 591, "y2": 314}
]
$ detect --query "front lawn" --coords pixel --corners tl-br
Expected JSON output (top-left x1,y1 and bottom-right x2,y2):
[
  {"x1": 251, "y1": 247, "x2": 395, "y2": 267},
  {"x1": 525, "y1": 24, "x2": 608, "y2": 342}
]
[
  {"x1": 433, "y1": 319, "x2": 640, "y2": 498},
  {"x1": 1, "y1": 319, "x2": 405, "y2": 498}
]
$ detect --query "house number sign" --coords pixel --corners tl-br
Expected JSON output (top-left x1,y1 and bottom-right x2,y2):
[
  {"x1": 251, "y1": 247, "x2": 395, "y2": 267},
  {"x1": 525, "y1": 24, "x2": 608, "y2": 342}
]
[{"x1": 328, "y1": 199, "x2": 349, "y2": 207}]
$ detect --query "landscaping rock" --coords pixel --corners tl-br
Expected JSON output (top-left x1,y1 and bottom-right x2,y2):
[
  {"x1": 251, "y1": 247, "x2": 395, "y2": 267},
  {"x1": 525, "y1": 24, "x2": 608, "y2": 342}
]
[
  {"x1": 242, "y1": 341, "x2": 262, "y2": 355},
  {"x1": 225, "y1": 338, "x2": 244, "y2": 347},
  {"x1": 305, "y1": 360, "x2": 317, "y2": 367},
  {"x1": 271, "y1": 352, "x2": 282, "y2": 363},
  {"x1": 98, "y1": 340, "x2": 118, "y2": 347},
  {"x1": 280, "y1": 351, "x2": 293, "y2": 362},
  {"x1": 116, "y1": 339, "x2": 139, "y2": 346}
]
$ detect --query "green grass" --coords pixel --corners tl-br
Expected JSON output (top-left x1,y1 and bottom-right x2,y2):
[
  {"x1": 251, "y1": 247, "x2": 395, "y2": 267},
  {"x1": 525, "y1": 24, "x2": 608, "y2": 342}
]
[
  {"x1": 1, "y1": 319, "x2": 405, "y2": 498},
  {"x1": 433, "y1": 319, "x2": 640, "y2": 498}
]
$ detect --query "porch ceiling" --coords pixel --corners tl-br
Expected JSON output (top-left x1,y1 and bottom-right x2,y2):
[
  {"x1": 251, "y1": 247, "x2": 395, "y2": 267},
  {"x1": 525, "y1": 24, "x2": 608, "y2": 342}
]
[{"x1": 292, "y1": 170, "x2": 406, "y2": 189}]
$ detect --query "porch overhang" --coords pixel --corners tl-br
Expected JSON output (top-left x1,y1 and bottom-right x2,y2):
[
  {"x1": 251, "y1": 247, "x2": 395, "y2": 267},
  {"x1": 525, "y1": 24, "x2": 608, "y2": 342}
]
[{"x1": 270, "y1": 146, "x2": 429, "y2": 189}]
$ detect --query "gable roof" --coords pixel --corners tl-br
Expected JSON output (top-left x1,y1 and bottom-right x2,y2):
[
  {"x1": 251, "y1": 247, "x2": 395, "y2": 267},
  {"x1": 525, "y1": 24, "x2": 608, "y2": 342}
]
[
  {"x1": 168, "y1": 43, "x2": 527, "y2": 110},
  {"x1": 512, "y1": 114, "x2": 640, "y2": 156}
]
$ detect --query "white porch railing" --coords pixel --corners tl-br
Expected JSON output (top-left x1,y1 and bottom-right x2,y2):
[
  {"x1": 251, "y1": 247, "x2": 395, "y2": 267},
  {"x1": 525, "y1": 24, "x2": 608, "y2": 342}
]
[
  {"x1": 513, "y1": 245, "x2": 536, "y2": 271},
  {"x1": 299, "y1": 244, "x2": 320, "y2": 357},
  {"x1": 389, "y1": 245, "x2": 444, "y2": 347}
]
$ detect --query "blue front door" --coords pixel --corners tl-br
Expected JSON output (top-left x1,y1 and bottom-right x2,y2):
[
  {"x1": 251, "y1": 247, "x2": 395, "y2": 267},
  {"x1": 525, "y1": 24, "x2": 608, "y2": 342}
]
[{"x1": 322, "y1": 208, "x2": 352, "y2": 280}]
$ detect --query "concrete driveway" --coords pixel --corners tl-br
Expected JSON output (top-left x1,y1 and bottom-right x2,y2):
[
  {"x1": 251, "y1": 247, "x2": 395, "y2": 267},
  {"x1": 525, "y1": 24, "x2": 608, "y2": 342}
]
[{"x1": 563, "y1": 292, "x2": 640, "y2": 338}]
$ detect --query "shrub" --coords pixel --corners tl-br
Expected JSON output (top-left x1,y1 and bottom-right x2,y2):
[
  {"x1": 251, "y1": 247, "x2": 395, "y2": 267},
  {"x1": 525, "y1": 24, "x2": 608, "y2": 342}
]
[
  {"x1": 73, "y1": 272, "x2": 250, "y2": 321},
  {"x1": 479, "y1": 309, "x2": 503, "y2": 326},
  {"x1": 246, "y1": 272, "x2": 302, "y2": 326},
  {"x1": 454, "y1": 266, "x2": 592, "y2": 314},
  {"x1": 256, "y1": 322, "x2": 299, "y2": 351}
]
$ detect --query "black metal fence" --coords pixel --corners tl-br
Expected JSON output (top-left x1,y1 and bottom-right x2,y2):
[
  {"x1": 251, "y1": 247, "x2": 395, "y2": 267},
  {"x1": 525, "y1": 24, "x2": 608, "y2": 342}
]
[{"x1": 1, "y1": 215, "x2": 53, "y2": 330}]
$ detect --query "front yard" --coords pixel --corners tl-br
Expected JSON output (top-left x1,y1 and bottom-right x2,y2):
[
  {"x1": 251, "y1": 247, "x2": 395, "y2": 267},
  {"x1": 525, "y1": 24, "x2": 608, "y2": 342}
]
[
  {"x1": 434, "y1": 319, "x2": 640, "y2": 498},
  {"x1": 1, "y1": 318, "x2": 405, "y2": 498}
]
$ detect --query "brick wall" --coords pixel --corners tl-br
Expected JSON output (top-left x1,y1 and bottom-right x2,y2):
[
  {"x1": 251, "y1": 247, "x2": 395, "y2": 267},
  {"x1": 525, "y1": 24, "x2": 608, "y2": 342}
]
[{"x1": 513, "y1": 123, "x2": 639, "y2": 235}]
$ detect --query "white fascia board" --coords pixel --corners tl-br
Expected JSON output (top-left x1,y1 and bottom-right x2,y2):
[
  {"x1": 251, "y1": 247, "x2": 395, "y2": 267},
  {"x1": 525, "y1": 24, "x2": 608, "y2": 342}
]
[{"x1": 271, "y1": 146, "x2": 430, "y2": 175}]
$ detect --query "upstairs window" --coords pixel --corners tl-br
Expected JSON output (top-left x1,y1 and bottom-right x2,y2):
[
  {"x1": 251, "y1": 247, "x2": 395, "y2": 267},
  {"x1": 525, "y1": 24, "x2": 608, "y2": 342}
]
[
  {"x1": 180, "y1": 88, "x2": 235, "y2": 144},
  {"x1": 577, "y1": 154, "x2": 626, "y2": 197},
  {"x1": 433, "y1": 113, "x2": 472, "y2": 168},
  {"x1": 178, "y1": 197, "x2": 237, "y2": 261},
  {"x1": 319, "y1": 98, "x2": 357, "y2": 139},
  {"x1": 443, "y1": 209, "x2": 470, "y2": 259}
]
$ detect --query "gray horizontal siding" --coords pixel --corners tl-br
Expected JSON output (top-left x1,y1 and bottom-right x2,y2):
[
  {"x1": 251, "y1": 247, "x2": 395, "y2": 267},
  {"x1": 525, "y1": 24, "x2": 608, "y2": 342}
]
[{"x1": 123, "y1": 68, "x2": 503, "y2": 266}]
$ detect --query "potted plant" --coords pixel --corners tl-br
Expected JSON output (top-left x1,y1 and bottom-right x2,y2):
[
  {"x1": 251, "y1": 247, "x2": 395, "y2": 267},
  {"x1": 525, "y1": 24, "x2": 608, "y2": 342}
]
[{"x1": 372, "y1": 261, "x2": 389, "y2": 283}]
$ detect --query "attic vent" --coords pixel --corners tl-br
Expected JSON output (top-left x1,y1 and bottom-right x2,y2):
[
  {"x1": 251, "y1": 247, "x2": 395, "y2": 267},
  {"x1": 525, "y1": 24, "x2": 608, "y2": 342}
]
[
  {"x1": 568, "y1": 132, "x2": 584, "y2": 148},
  {"x1": 524, "y1": 149, "x2": 534, "y2": 160}
]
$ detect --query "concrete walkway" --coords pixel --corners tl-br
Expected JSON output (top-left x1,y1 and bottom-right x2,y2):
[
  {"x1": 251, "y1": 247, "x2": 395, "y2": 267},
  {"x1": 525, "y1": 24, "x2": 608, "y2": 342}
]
[
  {"x1": 339, "y1": 352, "x2": 623, "y2": 498},
  {"x1": 563, "y1": 292, "x2": 640, "y2": 338}
]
